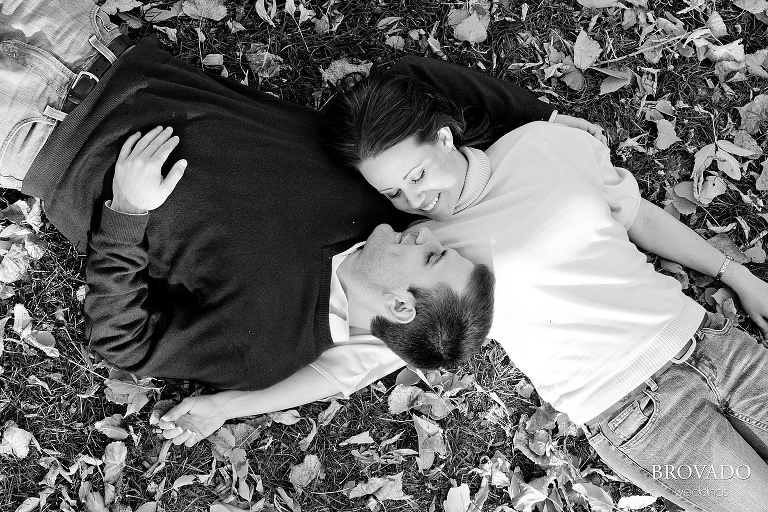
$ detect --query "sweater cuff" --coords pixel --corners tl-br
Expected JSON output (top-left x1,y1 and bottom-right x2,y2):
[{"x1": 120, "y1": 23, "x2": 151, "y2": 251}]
[{"x1": 99, "y1": 202, "x2": 149, "y2": 243}]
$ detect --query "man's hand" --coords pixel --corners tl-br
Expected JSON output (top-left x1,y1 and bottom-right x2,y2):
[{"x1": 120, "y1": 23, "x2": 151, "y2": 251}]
[
  {"x1": 552, "y1": 114, "x2": 608, "y2": 146},
  {"x1": 112, "y1": 126, "x2": 187, "y2": 214},
  {"x1": 157, "y1": 395, "x2": 230, "y2": 447}
]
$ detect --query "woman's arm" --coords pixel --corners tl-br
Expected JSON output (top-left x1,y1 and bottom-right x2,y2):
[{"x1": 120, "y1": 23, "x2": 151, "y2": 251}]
[
  {"x1": 628, "y1": 199, "x2": 768, "y2": 336},
  {"x1": 158, "y1": 365, "x2": 341, "y2": 446}
]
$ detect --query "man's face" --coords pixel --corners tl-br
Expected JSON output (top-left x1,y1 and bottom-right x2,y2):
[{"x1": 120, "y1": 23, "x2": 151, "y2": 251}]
[{"x1": 355, "y1": 224, "x2": 474, "y2": 298}]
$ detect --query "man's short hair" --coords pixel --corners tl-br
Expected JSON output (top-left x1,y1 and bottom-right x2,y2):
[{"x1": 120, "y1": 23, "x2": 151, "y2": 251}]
[{"x1": 371, "y1": 264, "x2": 494, "y2": 369}]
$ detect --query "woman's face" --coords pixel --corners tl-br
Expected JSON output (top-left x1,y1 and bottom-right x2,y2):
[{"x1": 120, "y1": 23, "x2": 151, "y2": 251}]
[{"x1": 358, "y1": 127, "x2": 468, "y2": 221}]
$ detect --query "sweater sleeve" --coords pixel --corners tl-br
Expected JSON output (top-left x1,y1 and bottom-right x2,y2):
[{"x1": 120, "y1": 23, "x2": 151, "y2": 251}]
[
  {"x1": 84, "y1": 203, "x2": 157, "y2": 369},
  {"x1": 384, "y1": 56, "x2": 556, "y2": 147}
]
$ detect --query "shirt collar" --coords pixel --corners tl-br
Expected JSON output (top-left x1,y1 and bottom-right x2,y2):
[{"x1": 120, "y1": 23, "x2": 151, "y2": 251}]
[
  {"x1": 454, "y1": 146, "x2": 492, "y2": 214},
  {"x1": 329, "y1": 241, "x2": 365, "y2": 341}
]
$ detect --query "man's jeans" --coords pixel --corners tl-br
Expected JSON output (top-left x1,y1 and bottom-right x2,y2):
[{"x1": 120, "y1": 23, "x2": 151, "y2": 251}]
[
  {"x1": 587, "y1": 312, "x2": 768, "y2": 511},
  {"x1": 0, "y1": 0, "x2": 120, "y2": 189}
]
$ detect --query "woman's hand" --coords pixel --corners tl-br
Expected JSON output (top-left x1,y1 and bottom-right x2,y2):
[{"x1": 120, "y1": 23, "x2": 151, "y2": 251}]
[
  {"x1": 111, "y1": 126, "x2": 187, "y2": 214},
  {"x1": 157, "y1": 395, "x2": 230, "y2": 447},
  {"x1": 552, "y1": 114, "x2": 608, "y2": 146},
  {"x1": 728, "y1": 266, "x2": 768, "y2": 339}
]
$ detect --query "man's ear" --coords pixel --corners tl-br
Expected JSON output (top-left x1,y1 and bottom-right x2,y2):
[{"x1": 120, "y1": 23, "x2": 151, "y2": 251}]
[
  {"x1": 384, "y1": 292, "x2": 416, "y2": 324},
  {"x1": 436, "y1": 126, "x2": 454, "y2": 148}
]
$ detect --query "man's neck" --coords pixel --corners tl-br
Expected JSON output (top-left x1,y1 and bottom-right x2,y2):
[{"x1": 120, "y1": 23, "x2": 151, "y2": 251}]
[{"x1": 336, "y1": 250, "x2": 373, "y2": 334}]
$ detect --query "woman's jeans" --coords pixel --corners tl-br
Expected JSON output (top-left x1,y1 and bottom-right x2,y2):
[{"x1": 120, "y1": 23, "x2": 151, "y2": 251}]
[
  {"x1": 0, "y1": 0, "x2": 120, "y2": 189},
  {"x1": 587, "y1": 312, "x2": 768, "y2": 511}
]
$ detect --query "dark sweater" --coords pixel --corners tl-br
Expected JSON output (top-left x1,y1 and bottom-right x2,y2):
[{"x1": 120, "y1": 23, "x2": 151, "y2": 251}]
[{"x1": 25, "y1": 37, "x2": 554, "y2": 390}]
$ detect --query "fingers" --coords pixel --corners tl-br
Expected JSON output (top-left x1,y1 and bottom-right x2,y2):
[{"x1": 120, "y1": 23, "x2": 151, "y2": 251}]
[
  {"x1": 751, "y1": 314, "x2": 768, "y2": 341},
  {"x1": 162, "y1": 160, "x2": 187, "y2": 194},
  {"x1": 152, "y1": 135, "x2": 181, "y2": 164},
  {"x1": 163, "y1": 426, "x2": 199, "y2": 446},
  {"x1": 118, "y1": 132, "x2": 142, "y2": 163},
  {"x1": 132, "y1": 126, "x2": 166, "y2": 155},
  {"x1": 161, "y1": 399, "x2": 194, "y2": 423},
  {"x1": 145, "y1": 127, "x2": 175, "y2": 158}
]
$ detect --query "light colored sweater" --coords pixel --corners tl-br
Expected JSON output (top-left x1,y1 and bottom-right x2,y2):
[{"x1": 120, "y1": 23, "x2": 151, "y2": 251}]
[{"x1": 418, "y1": 122, "x2": 705, "y2": 423}]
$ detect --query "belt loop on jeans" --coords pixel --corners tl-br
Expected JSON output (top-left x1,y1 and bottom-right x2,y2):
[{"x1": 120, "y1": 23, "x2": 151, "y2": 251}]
[
  {"x1": 62, "y1": 34, "x2": 132, "y2": 114},
  {"x1": 671, "y1": 334, "x2": 697, "y2": 364}
]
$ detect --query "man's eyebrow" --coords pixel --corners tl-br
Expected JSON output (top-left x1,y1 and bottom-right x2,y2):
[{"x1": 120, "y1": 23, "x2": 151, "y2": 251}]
[{"x1": 433, "y1": 250, "x2": 447, "y2": 265}]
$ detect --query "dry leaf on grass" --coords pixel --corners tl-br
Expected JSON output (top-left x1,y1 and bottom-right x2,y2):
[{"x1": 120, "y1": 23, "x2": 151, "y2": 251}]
[
  {"x1": 574, "y1": 31, "x2": 602, "y2": 70},
  {"x1": 255, "y1": 0, "x2": 276, "y2": 27},
  {"x1": 339, "y1": 431, "x2": 375, "y2": 446},
  {"x1": 734, "y1": 0, "x2": 768, "y2": 15},
  {"x1": 289, "y1": 454, "x2": 322, "y2": 491},
  {"x1": 95, "y1": 415, "x2": 129, "y2": 440},
  {"x1": 412, "y1": 414, "x2": 446, "y2": 470},
  {"x1": 594, "y1": 68, "x2": 632, "y2": 95},
  {"x1": 655, "y1": 119, "x2": 681, "y2": 150},
  {"x1": 182, "y1": 0, "x2": 227, "y2": 21},
  {"x1": 317, "y1": 399, "x2": 342, "y2": 426},
  {"x1": 103, "y1": 441, "x2": 127, "y2": 484},
  {"x1": 321, "y1": 59, "x2": 373, "y2": 86},
  {"x1": 269, "y1": 409, "x2": 302, "y2": 425},
  {"x1": 0, "y1": 423, "x2": 33, "y2": 458},
  {"x1": 737, "y1": 94, "x2": 768, "y2": 134},
  {"x1": 388, "y1": 384, "x2": 425, "y2": 414},
  {"x1": 453, "y1": 13, "x2": 487, "y2": 43},
  {"x1": 101, "y1": 0, "x2": 142, "y2": 15},
  {"x1": 349, "y1": 472, "x2": 411, "y2": 501}
]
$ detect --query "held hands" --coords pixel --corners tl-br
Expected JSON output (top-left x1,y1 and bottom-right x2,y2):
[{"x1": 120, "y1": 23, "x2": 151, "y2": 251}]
[
  {"x1": 157, "y1": 395, "x2": 230, "y2": 447},
  {"x1": 552, "y1": 114, "x2": 608, "y2": 146},
  {"x1": 112, "y1": 126, "x2": 187, "y2": 214}
]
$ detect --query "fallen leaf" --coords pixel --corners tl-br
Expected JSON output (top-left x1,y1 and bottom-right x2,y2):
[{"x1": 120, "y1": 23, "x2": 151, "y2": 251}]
[
  {"x1": 376, "y1": 16, "x2": 403, "y2": 29},
  {"x1": 444, "y1": 484, "x2": 471, "y2": 512},
  {"x1": 317, "y1": 400, "x2": 342, "y2": 426},
  {"x1": 321, "y1": 59, "x2": 373, "y2": 86},
  {"x1": 103, "y1": 441, "x2": 127, "y2": 485},
  {"x1": 595, "y1": 68, "x2": 632, "y2": 94},
  {"x1": 182, "y1": 0, "x2": 227, "y2": 21},
  {"x1": 704, "y1": 39, "x2": 745, "y2": 63},
  {"x1": 707, "y1": 11, "x2": 728, "y2": 38},
  {"x1": 384, "y1": 35, "x2": 405, "y2": 50},
  {"x1": 143, "y1": 2, "x2": 183, "y2": 22},
  {"x1": 717, "y1": 139, "x2": 760, "y2": 157},
  {"x1": 756, "y1": 160, "x2": 768, "y2": 191},
  {"x1": 227, "y1": 20, "x2": 245, "y2": 33},
  {"x1": 134, "y1": 502, "x2": 158, "y2": 512},
  {"x1": 640, "y1": 34, "x2": 665, "y2": 64},
  {"x1": 269, "y1": 410, "x2": 302, "y2": 425},
  {"x1": 26, "y1": 330, "x2": 59, "y2": 358},
  {"x1": 340, "y1": 431, "x2": 375, "y2": 446},
  {"x1": 285, "y1": 0, "x2": 296, "y2": 16},
  {"x1": 696, "y1": 176, "x2": 727, "y2": 205},
  {"x1": 101, "y1": 0, "x2": 142, "y2": 15},
  {"x1": 526, "y1": 403, "x2": 559, "y2": 432},
  {"x1": 573, "y1": 482, "x2": 614, "y2": 511},
  {"x1": 746, "y1": 49, "x2": 768, "y2": 79},
  {"x1": 388, "y1": 385, "x2": 425, "y2": 414},
  {"x1": 202, "y1": 54, "x2": 224, "y2": 67},
  {"x1": 573, "y1": 31, "x2": 602, "y2": 70},
  {"x1": 245, "y1": 48, "x2": 283, "y2": 79},
  {"x1": 255, "y1": 0, "x2": 275, "y2": 27},
  {"x1": 298, "y1": 4, "x2": 314, "y2": 24},
  {"x1": 412, "y1": 414, "x2": 446, "y2": 470},
  {"x1": 172, "y1": 474, "x2": 197, "y2": 490},
  {"x1": 515, "y1": 379, "x2": 535, "y2": 398},
  {"x1": 85, "y1": 492, "x2": 109, "y2": 512},
  {"x1": 737, "y1": 94, "x2": 768, "y2": 134},
  {"x1": 12, "y1": 303, "x2": 31, "y2": 336},
  {"x1": 744, "y1": 246, "x2": 767, "y2": 263},
  {"x1": 155, "y1": 26, "x2": 178, "y2": 43},
  {"x1": 230, "y1": 447, "x2": 248, "y2": 481},
  {"x1": 561, "y1": 57, "x2": 585, "y2": 91},
  {"x1": 715, "y1": 149, "x2": 741, "y2": 179},
  {"x1": 298, "y1": 419, "x2": 317, "y2": 451},
  {"x1": 289, "y1": 454, "x2": 321, "y2": 491},
  {"x1": 707, "y1": 234, "x2": 749, "y2": 263},
  {"x1": 0, "y1": 424, "x2": 33, "y2": 458},
  {"x1": 655, "y1": 119, "x2": 681, "y2": 150},
  {"x1": 734, "y1": 0, "x2": 768, "y2": 15},
  {"x1": 453, "y1": 13, "x2": 487, "y2": 43},
  {"x1": 575, "y1": 0, "x2": 621, "y2": 6},
  {"x1": 95, "y1": 415, "x2": 130, "y2": 440},
  {"x1": 14, "y1": 497, "x2": 40, "y2": 512},
  {"x1": 349, "y1": 472, "x2": 410, "y2": 501}
]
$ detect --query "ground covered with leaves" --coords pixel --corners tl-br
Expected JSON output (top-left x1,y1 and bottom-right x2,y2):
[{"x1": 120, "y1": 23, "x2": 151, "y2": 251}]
[{"x1": 2, "y1": 0, "x2": 768, "y2": 511}]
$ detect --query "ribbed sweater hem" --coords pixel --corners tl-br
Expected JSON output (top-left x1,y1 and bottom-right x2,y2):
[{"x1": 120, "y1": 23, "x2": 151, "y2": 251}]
[{"x1": 565, "y1": 299, "x2": 707, "y2": 424}]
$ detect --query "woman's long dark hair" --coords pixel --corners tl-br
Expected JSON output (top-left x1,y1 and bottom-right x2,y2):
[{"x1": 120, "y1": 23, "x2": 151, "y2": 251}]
[{"x1": 324, "y1": 73, "x2": 489, "y2": 169}]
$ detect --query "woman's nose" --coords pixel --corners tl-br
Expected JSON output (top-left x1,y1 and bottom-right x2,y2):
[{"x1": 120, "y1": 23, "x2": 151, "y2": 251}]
[{"x1": 403, "y1": 187, "x2": 424, "y2": 209}]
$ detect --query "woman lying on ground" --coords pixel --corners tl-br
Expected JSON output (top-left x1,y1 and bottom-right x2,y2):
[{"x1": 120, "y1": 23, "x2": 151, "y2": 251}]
[{"x1": 323, "y1": 74, "x2": 768, "y2": 512}]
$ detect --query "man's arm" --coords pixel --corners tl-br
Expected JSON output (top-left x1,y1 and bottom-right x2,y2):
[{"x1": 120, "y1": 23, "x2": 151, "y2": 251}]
[
  {"x1": 628, "y1": 199, "x2": 768, "y2": 335},
  {"x1": 85, "y1": 127, "x2": 186, "y2": 368},
  {"x1": 383, "y1": 56, "x2": 606, "y2": 146}
]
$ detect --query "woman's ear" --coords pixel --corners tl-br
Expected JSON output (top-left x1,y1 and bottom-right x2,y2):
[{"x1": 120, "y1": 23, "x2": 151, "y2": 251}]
[
  {"x1": 384, "y1": 293, "x2": 416, "y2": 324},
  {"x1": 436, "y1": 126, "x2": 454, "y2": 148}
]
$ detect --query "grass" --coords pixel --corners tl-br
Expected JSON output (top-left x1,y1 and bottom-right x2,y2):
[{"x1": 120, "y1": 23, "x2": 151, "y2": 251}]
[{"x1": 2, "y1": 0, "x2": 768, "y2": 511}]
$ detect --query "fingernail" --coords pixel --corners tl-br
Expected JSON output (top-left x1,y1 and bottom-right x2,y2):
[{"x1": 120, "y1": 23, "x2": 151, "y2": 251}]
[{"x1": 161, "y1": 415, "x2": 170, "y2": 421}]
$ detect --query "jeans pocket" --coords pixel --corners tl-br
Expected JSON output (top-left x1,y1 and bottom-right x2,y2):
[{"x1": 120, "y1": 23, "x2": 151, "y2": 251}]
[
  {"x1": 606, "y1": 392, "x2": 657, "y2": 447},
  {"x1": 0, "y1": 117, "x2": 56, "y2": 185},
  {"x1": 699, "y1": 313, "x2": 731, "y2": 335}
]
